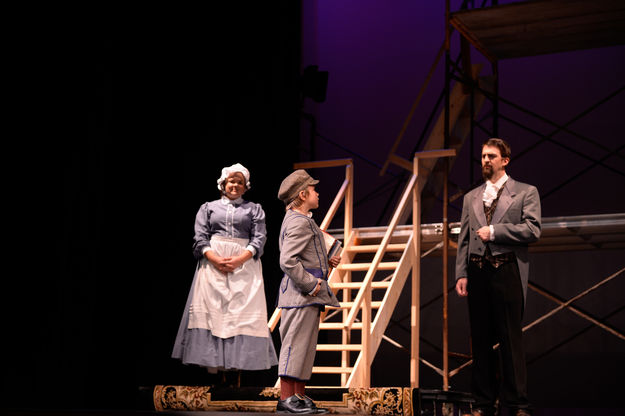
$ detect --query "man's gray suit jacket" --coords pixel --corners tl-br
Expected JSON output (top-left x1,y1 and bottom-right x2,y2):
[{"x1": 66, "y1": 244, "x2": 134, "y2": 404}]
[{"x1": 455, "y1": 177, "x2": 541, "y2": 303}]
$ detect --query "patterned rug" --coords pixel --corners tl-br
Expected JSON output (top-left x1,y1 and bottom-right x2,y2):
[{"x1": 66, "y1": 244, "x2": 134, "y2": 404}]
[{"x1": 153, "y1": 385, "x2": 474, "y2": 415}]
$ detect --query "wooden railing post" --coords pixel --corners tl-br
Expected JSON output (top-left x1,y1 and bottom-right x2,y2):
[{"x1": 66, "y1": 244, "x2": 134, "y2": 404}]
[
  {"x1": 344, "y1": 162, "x2": 353, "y2": 241},
  {"x1": 362, "y1": 283, "x2": 372, "y2": 386},
  {"x1": 411, "y1": 156, "x2": 421, "y2": 389},
  {"x1": 442, "y1": 158, "x2": 450, "y2": 391},
  {"x1": 406, "y1": 149, "x2": 456, "y2": 390}
]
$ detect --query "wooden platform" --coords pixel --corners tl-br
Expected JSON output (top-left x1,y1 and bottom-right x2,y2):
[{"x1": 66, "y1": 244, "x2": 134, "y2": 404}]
[
  {"x1": 449, "y1": 0, "x2": 625, "y2": 61},
  {"x1": 152, "y1": 385, "x2": 474, "y2": 415}
]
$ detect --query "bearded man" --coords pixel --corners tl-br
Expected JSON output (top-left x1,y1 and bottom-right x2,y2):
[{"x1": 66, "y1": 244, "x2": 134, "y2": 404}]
[{"x1": 455, "y1": 138, "x2": 541, "y2": 416}]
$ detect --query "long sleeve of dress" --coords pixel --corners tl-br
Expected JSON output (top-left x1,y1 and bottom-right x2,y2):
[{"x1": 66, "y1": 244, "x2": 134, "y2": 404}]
[
  {"x1": 247, "y1": 203, "x2": 267, "y2": 259},
  {"x1": 191, "y1": 200, "x2": 267, "y2": 260},
  {"x1": 192, "y1": 203, "x2": 212, "y2": 259}
]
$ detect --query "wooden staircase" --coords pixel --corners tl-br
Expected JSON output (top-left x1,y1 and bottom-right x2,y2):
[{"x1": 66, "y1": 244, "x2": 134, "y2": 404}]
[
  {"x1": 313, "y1": 229, "x2": 415, "y2": 388},
  {"x1": 268, "y1": 152, "x2": 455, "y2": 388},
  {"x1": 267, "y1": 46, "x2": 485, "y2": 389}
]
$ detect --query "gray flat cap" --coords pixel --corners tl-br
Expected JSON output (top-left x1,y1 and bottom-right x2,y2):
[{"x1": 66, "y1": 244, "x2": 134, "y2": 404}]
[{"x1": 278, "y1": 169, "x2": 319, "y2": 204}]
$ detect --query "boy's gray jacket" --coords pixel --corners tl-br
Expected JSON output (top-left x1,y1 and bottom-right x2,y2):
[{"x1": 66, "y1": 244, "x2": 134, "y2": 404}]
[{"x1": 277, "y1": 210, "x2": 340, "y2": 308}]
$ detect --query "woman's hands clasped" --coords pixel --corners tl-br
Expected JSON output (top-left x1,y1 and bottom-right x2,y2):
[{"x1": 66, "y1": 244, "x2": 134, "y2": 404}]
[{"x1": 205, "y1": 250, "x2": 253, "y2": 275}]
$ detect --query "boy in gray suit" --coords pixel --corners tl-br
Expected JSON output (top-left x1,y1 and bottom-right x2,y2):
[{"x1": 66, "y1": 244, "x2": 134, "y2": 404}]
[{"x1": 275, "y1": 169, "x2": 340, "y2": 414}]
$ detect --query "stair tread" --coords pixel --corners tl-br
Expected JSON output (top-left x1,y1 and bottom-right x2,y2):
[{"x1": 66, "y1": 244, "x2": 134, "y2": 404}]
[
  {"x1": 312, "y1": 366, "x2": 354, "y2": 373},
  {"x1": 316, "y1": 344, "x2": 362, "y2": 351},
  {"x1": 319, "y1": 322, "x2": 363, "y2": 329},
  {"x1": 337, "y1": 262, "x2": 399, "y2": 271},
  {"x1": 330, "y1": 281, "x2": 391, "y2": 289},
  {"x1": 347, "y1": 243, "x2": 407, "y2": 252},
  {"x1": 325, "y1": 301, "x2": 383, "y2": 309}
]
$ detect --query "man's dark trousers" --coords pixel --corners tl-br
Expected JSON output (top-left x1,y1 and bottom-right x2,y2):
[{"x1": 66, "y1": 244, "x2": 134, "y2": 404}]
[{"x1": 467, "y1": 259, "x2": 530, "y2": 413}]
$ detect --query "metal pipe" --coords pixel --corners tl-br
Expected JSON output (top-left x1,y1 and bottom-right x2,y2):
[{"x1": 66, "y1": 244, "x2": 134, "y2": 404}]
[
  {"x1": 498, "y1": 113, "x2": 625, "y2": 179},
  {"x1": 528, "y1": 281, "x2": 625, "y2": 341},
  {"x1": 442, "y1": 158, "x2": 450, "y2": 390},
  {"x1": 492, "y1": 61, "x2": 499, "y2": 136}
]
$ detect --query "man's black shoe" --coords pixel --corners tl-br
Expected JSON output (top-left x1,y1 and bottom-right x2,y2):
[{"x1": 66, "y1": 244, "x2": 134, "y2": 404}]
[{"x1": 276, "y1": 395, "x2": 315, "y2": 414}]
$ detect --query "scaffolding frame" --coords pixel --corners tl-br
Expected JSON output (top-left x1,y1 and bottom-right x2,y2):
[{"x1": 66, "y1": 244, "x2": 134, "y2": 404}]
[
  {"x1": 376, "y1": 0, "x2": 625, "y2": 391},
  {"x1": 445, "y1": 0, "x2": 625, "y2": 194},
  {"x1": 428, "y1": 0, "x2": 625, "y2": 390},
  {"x1": 298, "y1": 0, "x2": 625, "y2": 392}
]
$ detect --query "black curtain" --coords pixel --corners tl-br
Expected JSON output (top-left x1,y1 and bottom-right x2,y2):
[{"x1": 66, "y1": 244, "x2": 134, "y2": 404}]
[{"x1": 3, "y1": 2, "x2": 301, "y2": 411}]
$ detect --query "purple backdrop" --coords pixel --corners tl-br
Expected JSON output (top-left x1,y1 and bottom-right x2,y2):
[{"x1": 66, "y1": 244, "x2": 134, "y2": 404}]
[{"x1": 299, "y1": 0, "x2": 625, "y2": 408}]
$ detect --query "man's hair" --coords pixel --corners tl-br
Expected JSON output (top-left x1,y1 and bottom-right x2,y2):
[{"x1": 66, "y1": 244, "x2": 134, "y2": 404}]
[{"x1": 482, "y1": 137, "x2": 511, "y2": 160}]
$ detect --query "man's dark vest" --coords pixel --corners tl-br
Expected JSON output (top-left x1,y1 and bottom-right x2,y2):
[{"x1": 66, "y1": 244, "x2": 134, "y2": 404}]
[{"x1": 470, "y1": 182, "x2": 515, "y2": 268}]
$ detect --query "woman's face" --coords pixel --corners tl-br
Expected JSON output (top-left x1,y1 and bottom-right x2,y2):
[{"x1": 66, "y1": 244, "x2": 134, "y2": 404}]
[{"x1": 223, "y1": 172, "x2": 247, "y2": 200}]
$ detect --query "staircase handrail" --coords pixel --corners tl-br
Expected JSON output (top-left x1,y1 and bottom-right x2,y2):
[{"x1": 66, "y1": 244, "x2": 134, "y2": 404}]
[
  {"x1": 344, "y1": 149, "x2": 456, "y2": 388},
  {"x1": 343, "y1": 171, "x2": 417, "y2": 331}
]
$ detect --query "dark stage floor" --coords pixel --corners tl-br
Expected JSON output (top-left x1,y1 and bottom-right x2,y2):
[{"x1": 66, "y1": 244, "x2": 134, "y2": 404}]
[{"x1": 3, "y1": 408, "x2": 625, "y2": 415}]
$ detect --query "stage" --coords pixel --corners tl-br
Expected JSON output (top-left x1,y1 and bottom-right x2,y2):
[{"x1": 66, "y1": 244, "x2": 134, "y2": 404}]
[
  {"x1": 15, "y1": 1, "x2": 622, "y2": 415},
  {"x1": 146, "y1": 385, "x2": 622, "y2": 416},
  {"x1": 152, "y1": 385, "x2": 465, "y2": 415},
  {"x1": 4, "y1": 387, "x2": 623, "y2": 416}
]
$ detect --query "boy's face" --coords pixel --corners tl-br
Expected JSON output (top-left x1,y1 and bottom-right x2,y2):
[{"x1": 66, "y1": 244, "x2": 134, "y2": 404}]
[{"x1": 302, "y1": 185, "x2": 319, "y2": 210}]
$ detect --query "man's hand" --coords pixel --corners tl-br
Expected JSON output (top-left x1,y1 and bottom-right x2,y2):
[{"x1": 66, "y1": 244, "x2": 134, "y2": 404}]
[
  {"x1": 456, "y1": 278, "x2": 468, "y2": 297},
  {"x1": 477, "y1": 226, "x2": 491, "y2": 242}
]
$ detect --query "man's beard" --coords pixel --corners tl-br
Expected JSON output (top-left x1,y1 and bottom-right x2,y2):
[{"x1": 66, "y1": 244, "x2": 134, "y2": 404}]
[{"x1": 482, "y1": 164, "x2": 493, "y2": 180}]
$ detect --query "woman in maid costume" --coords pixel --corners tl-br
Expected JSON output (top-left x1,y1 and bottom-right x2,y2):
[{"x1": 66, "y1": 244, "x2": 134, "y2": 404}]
[{"x1": 172, "y1": 163, "x2": 278, "y2": 386}]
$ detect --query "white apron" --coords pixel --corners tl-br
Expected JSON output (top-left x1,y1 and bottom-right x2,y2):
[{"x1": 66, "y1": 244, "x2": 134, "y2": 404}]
[{"x1": 188, "y1": 236, "x2": 269, "y2": 338}]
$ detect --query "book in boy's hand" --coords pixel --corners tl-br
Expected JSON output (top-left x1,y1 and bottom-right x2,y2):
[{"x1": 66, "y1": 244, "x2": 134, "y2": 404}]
[{"x1": 321, "y1": 230, "x2": 342, "y2": 259}]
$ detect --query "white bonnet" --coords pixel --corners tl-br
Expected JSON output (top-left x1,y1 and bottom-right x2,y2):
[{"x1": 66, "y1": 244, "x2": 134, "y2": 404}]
[{"x1": 217, "y1": 163, "x2": 251, "y2": 191}]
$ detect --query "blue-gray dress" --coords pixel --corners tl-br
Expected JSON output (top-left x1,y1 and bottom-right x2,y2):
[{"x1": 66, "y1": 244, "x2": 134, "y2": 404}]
[{"x1": 171, "y1": 197, "x2": 278, "y2": 372}]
